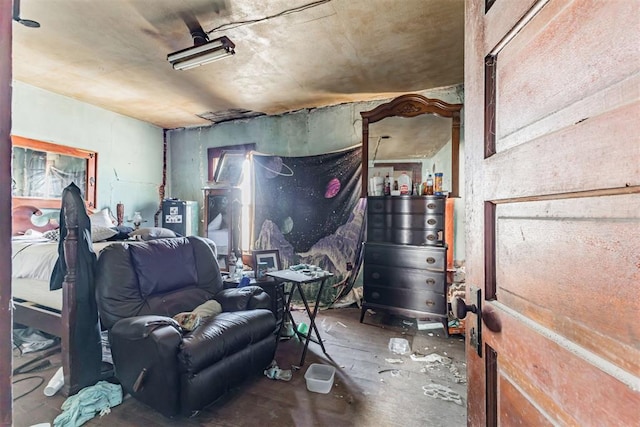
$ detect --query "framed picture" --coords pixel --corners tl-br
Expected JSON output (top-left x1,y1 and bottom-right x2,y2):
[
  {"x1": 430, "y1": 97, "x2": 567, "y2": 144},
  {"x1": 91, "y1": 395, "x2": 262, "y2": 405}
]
[
  {"x1": 252, "y1": 250, "x2": 281, "y2": 273},
  {"x1": 213, "y1": 150, "x2": 246, "y2": 186}
]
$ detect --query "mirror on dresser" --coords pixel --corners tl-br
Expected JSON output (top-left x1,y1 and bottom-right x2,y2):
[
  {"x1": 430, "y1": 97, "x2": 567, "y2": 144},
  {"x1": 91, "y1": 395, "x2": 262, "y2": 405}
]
[{"x1": 359, "y1": 94, "x2": 463, "y2": 332}]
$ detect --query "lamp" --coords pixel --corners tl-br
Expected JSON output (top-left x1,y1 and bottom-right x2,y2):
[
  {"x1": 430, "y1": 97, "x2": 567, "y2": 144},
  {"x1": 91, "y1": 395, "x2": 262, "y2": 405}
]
[{"x1": 167, "y1": 35, "x2": 235, "y2": 71}]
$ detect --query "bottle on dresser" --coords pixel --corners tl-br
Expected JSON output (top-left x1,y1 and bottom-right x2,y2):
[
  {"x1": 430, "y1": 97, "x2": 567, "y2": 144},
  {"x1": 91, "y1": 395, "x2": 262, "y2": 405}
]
[{"x1": 425, "y1": 173, "x2": 434, "y2": 195}]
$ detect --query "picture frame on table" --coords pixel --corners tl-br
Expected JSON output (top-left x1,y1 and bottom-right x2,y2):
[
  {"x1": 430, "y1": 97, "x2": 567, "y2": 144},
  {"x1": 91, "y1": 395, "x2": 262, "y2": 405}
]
[{"x1": 252, "y1": 250, "x2": 281, "y2": 273}]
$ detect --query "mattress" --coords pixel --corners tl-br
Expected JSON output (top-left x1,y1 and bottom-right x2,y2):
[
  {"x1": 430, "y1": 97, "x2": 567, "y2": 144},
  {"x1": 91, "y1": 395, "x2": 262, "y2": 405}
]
[{"x1": 11, "y1": 240, "x2": 116, "y2": 310}]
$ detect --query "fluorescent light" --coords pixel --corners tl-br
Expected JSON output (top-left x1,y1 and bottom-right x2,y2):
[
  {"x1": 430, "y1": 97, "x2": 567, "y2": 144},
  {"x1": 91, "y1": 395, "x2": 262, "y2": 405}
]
[{"x1": 167, "y1": 36, "x2": 235, "y2": 71}]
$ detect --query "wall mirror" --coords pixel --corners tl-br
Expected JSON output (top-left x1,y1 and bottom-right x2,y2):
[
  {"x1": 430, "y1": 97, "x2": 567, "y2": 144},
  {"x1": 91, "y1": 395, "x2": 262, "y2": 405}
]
[
  {"x1": 11, "y1": 135, "x2": 97, "y2": 209},
  {"x1": 360, "y1": 94, "x2": 462, "y2": 198}
]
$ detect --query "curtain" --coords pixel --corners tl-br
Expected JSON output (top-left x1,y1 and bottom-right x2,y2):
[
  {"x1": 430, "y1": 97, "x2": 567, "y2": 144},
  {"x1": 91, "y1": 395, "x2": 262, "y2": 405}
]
[{"x1": 252, "y1": 146, "x2": 364, "y2": 305}]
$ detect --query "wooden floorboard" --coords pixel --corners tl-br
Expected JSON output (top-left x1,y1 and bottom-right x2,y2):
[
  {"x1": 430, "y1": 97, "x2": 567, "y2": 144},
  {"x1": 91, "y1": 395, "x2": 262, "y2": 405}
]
[{"x1": 12, "y1": 307, "x2": 466, "y2": 427}]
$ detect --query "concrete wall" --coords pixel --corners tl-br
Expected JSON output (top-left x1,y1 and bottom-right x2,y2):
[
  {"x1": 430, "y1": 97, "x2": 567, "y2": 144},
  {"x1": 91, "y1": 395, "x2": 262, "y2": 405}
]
[
  {"x1": 11, "y1": 81, "x2": 163, "y2": 224},
  {"x1": 168, "y1": 85, "x2": 466, "y2": 260}
]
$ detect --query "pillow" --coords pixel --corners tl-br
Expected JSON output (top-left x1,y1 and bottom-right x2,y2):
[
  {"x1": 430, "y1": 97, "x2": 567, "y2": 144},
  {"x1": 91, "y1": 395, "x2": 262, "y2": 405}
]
[
  {"x1": 106, "y1": 225, "x2": 134, "y2": 241},
  {"x1": 89, "y1": 208, "x2": 115, "y2": 228},
  {"x1": 129, "y1": 227, "x2": 177, "y2": 241},
  {"x1": 208, "y1": 213, "x2": 223, "y2": 230},
  {"x1": 43, "y1": 228, "x2": 60, "y2": 241},
  {"x1": 91, "y1": 226, "x2": 118, "y2": 242}
]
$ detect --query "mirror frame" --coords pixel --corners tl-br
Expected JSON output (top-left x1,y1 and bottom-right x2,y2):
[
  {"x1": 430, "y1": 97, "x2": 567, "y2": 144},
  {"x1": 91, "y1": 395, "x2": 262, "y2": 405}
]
[
  {"x1": 360, "y1": 94, "x2": 463, "y2": 198},
  {"x1": 11, "y1": 135, "x2": 98, "y2": 209}
]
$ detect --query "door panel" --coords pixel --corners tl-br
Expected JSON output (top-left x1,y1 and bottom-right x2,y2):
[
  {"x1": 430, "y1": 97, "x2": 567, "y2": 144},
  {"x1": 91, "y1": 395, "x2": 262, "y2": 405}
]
[
  {"x1": 497, "y1": 313, "x2": 639, "y2": 425},
  {"x1": 465, "y1": 0, "x2": 640, "y2": 425},
  {"x1": 499, "y1": 376, "x2": 553, "y2": 427},
  {"x1": 486, "y1": 103, "x2": 640, "y2": 199},
  {"x1": 495, "y1": 0, "x2": 639, "y2": 143},
  {"x1": 495, "y1": 195, "x2": 640, "y2": 373}
]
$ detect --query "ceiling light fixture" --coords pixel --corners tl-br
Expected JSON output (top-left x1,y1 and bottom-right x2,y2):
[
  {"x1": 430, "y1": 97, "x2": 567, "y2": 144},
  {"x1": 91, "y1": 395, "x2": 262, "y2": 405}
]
[
  {"x1": 13, "y1": 0, "x2": 40, "y2": 28},
  {"x1": 167, "y1": 34, "x2": 235, "y2": 71}
]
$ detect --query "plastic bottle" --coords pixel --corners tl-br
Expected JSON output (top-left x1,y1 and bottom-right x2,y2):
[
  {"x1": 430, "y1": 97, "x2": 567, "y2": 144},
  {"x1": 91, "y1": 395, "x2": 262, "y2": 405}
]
[
  {"x1": 228, "y1": 252, "x2": 237, "y2": 277},
  {"x1": 397, "y1": 172, "x2": 411, "y2": 195},
  {"x1": 235, "y1": 253, "x2": 244, "y2": 279},
  {"x1": 383, "y1": 174, "x2": 391, "y2": 196},
  {"x1": 426, "y1": 174, "x2": 434, "y2": 195}
]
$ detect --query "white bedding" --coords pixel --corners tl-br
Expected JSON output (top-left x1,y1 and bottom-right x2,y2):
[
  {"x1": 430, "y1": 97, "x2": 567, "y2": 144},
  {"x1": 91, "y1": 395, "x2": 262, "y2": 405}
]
[
  {"x1": 11, "y1": 240, "x2": 117, "y2": 309},
  {"x1": 207, "y1": 228, "x2": 229, "y2": 257}
]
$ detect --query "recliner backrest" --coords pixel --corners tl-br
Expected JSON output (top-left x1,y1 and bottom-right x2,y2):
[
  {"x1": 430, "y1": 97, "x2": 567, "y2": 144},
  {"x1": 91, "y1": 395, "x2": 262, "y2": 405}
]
[{"x1": 96, "y1": 236, "x2": 224, "y2": 329}]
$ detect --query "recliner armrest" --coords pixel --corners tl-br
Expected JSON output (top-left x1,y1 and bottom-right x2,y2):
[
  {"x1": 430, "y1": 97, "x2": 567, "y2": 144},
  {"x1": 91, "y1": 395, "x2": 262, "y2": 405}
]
[
  {"x1": 108, "y1": 315, "x2": 183, "y2": 417},
  {"x1": 216, "y1": 286, "x2": 271, "y2": 312},
  {"x1": 111, "y1": 315, "x2": 181, "y2": 340}
]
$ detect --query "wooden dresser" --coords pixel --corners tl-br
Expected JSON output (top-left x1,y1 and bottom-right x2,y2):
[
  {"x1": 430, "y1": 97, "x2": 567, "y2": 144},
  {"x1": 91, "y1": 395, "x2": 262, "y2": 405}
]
[{"x1": 360, "y1": 195, "x2": 449, "y2": 333}]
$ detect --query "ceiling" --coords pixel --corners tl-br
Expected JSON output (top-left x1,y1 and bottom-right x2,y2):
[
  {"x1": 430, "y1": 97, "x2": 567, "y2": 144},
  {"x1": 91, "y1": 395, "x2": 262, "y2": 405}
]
[{"x1": 12, "y1": 0, "x2": 464, "y2": 131}]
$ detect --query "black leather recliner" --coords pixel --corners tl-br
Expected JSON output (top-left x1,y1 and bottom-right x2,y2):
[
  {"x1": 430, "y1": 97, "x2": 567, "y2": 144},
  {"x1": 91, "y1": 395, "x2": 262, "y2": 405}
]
[{"x1": 95, "y1": 236, "x2": 276, "y2": 417}]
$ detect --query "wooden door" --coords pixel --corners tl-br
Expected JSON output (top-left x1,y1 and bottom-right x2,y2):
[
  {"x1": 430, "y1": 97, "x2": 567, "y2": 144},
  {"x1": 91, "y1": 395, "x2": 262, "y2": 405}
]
[{"x1": 464, "y1": 0, "x2": 640, "y2": 425}]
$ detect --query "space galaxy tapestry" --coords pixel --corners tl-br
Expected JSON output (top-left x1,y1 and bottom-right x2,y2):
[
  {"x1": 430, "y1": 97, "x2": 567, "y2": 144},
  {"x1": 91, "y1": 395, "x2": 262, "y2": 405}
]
[{"x1": 253, "y1": 146, "x2": 364, "y2": 304}]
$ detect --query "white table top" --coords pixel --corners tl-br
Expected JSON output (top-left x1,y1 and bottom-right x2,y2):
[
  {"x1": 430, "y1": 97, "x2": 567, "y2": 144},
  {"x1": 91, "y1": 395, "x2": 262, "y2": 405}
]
[{"x1": 266, "y1": 269, "x2": 333, "y2": 284}]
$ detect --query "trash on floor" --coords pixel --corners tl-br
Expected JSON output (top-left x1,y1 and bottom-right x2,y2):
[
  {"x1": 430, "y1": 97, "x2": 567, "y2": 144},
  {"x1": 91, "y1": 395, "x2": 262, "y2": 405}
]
[
  {"x1": 449, "y1": 364, "x2": 467, "y2": 384},
  {"x1": 305, "y1": 364, "x2": 335, "y2": 394},
  {"x1": 422, "y1": 384, "x2": 464, "y2": 405},
  {"x1": 416, "y1": 320, "x2": 444, "y2": 331},
  {"x1": 378, "y1": 369, "x2": 401, "y2": 377},
  {"x1": 384, "y1": 358, "x2": 404, "y2": 364},
  {"x1": 13, "y1": 327, "x2": 58, "y2": 354},
  {"x1": 410, "y1": 353, "x2": 452, "y2": 364},
  {"x1": 44, "y1": 367, "x2": 64, "y2": 397},
  {"x1": 388, "y1": 337, "x2": 411, "y2": 355},
  {"x1": 264, "y1": 360, "x2": 292, "y2": 381}
]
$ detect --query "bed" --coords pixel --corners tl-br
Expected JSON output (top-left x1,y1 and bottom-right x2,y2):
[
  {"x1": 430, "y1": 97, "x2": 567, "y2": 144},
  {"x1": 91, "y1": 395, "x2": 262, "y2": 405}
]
[{"x1": 11, "y1": 201, "x2": 149, "y2": 396}]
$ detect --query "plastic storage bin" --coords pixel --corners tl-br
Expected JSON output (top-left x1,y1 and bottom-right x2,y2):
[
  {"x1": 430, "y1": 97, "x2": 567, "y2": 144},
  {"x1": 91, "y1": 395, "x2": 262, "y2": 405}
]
[{"x1": 304, "y1": 364, "x2": 335, "y2": 394}]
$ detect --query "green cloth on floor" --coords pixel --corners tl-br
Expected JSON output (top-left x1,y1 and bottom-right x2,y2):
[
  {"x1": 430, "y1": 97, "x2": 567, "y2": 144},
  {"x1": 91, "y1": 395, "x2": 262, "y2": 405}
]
[{"x1": 53, "y1": 381, "x2": 122, "y2": 427}]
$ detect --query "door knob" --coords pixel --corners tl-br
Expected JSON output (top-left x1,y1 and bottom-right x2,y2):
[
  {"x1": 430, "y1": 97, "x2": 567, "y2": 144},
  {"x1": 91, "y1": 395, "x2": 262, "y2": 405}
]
[
  {"x1": 481, "y1": 304, "x2": 502, "y2": 333},
  {"x1": 453, "y1": 297, "x2": 477, "y2": 319},
  {"x1": 453, "y1": 296, "x2": 501, "y2": 333}
]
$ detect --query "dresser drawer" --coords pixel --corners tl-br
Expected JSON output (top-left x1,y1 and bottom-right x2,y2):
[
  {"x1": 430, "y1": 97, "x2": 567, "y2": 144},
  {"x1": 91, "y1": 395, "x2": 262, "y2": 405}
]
[
  {"x1": 367, "y1": 213, "x2": 392, "y2": 229},
  {"x1": 363, "y1": 285, "x2": 447, "y2": 317},
  {"x1": 363, "y1": 264, "x2": 446, "y2": 293},
  {"x1": 367, "y1": 227, "x2": 392, "y2": 243},
  {"x1": 367, "y1": 197, "x2": 392, "y2": 213},
  {"x1": 390, "y1": 196, "x2": 445, "y2": 215},
  {"x1": 391, "y1": 213, "x2": 444, "y2": 230},
  {"x1": 365, "y1": 243, "x2": 446, "y2": 270},
  {"x1": 391, "y1": 229, "x2": 444, "y2": 246}
]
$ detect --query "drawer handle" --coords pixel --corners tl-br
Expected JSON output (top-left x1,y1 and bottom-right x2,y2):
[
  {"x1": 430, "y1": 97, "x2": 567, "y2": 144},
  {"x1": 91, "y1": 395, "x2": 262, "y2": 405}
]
[
  {"x1": 427, "y1": 203, "x2": 436, "y2": 209},
  {"x1": 372, "y1": 291, "x2": 380, "y2": 299},
  {"x1": 425, "y1": 300, "x2": 436, "y2": 307},
  {"x1": 372, "y1": 272, "x2": 380, "y2": 279},
  {"x1": 426, "y1": 257, "x2": 436, "y2": 264},
  {"x1": 427, "y1": 234, "x2": 436, "y2": 241},
  {"x1": 427, "y1": 218, "x2": 436, "y2": 225},
  {"x1": 426, "y1": 278, "x2": 436, "y2": 286}
]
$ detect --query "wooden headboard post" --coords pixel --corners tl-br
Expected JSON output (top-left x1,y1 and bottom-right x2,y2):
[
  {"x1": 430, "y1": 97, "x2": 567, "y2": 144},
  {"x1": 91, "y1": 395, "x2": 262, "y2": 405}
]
[{"x1": 60, "y1": 193, "x2": 79, "y2": 396}]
